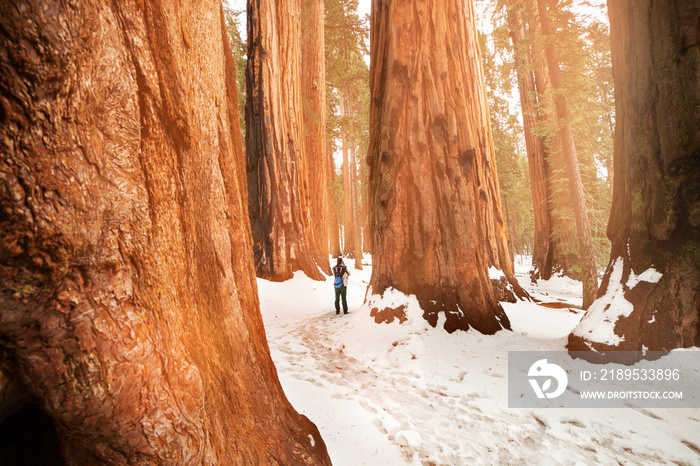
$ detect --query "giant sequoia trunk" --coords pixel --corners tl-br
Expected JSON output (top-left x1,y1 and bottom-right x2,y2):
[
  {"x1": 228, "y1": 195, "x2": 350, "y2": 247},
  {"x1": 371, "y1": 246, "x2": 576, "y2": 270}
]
[
  {"x1": 246, "y1": 0, "x2": 330, "y2": 281},
  {"x1": 302, "y1": 0, "x2": 329, "y2": 260},
  {"x1": 522, "y1": 0, "x2": 582, "y2": 280},
  {"x1": 0, "y1": 1, "x2": 330, "y2": 463},
  {"x1": 569, "y1": 0, "x2": 700, "y2": 352},
  {"x1": 507, "y1": 0, "x2": 555, "y2": 280},
  {"x1": 536, "y1": 0, "x2": 599, "y2": 308},
  {"x1": 368, "y1": 0, "x2": 513, "y2": 334}
]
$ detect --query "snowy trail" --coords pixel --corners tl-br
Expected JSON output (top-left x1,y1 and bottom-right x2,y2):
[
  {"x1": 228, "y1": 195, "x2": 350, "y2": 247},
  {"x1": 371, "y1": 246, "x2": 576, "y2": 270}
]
[
  {"x1": 258, "y1": 257, "x2": 700, "y2": 465},
  {"x1": 274, "y1": 312, "x2": 522, "y2": 463}
]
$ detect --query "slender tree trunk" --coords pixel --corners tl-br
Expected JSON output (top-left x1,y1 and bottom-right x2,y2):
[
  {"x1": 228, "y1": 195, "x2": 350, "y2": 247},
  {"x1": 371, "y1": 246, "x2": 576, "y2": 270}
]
[
  {"x1": 368, "y1": 0, "x2": 514, "y2": 334},
  {"x1": 0, "y1": 0, "x2": 330, "y2": 463},
  {"x1": 606, "y1": 152, "x2": 614, "y2": 196},
  {"x1": 508, "y1": 208, "x2": 519, "y2": 258},
  {"x1": 507, "y1": 0, "x2": 555, "y2": 280},
  {"x1": 350, "y1": 142, "x2": 363, "y2": 270},
  {"x1": 328, "y1": 143, "x2": 342, "y2": 257},
  {"x1": 246, "y1": 0, "x2": 330, "y2": 282},
  {"x1": 601, "y1": 81, "x2": 615, "y2": 195},
  {"x1": 341, "y1": 91, "x2": 355, "y2": 256},
  {"x1": 569, "y1": 0, "x2": 700, "y2": 353},
  {"x1": 536, "y1": 0, "x2": 598, "y2": 309},
  {"x1": 302, "y1": 0, "x2": 329, "y2": 259},
  {"x1": 527, "y1": 4, "x2": 575, "y2": 278},
  {"x1": 502, "y1": 196, "x2": 517, "y2": 271}
]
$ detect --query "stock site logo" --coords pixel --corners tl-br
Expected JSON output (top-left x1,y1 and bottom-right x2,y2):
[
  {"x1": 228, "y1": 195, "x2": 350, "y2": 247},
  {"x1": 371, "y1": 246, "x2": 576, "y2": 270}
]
[{"x1": 528, "y1": 359, "x2": 568, "y2": 399}]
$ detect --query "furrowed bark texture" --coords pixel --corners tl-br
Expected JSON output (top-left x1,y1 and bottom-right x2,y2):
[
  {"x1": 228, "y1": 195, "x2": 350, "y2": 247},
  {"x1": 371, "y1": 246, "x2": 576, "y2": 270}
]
[
  {"x1": 569, "y1": 0, "x2": 700, "y2": 352},
  {"x1": 368, "y1": 0, "x2": 513, "y2": 334},
  {"x1": 363, "y1": 178, "x2": 372, "y2": 254},
  {"x1": 246, "y1": 0, "x2": 330, "y2": 281},
  {"x1": 0, "y1": 0, "x2": 330, "y2": 463},
  {"x1": 536, "y1": 0, "x2": 599, "y2": 309},
  {"x1": 302, "y1": 0, "x2": 329, "y2": 259},
  {"x1": 507, "y1": 0, "x2": 555, "y2": 280}
]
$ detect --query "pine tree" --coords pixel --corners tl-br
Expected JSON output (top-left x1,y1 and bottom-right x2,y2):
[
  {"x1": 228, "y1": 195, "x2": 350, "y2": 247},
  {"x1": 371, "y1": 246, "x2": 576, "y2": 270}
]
[
  {"x1": 477, "y1": 4, "x2": 534, "y2": 263},
  {"x1": 505, "y1": 0, "x2": 555, "y2": 278},
  {"x1": 482, "y1": 0, "x2": 614, "y2": 286},
  {"x1": 325, "y1": 0, "x2": 370, "y2": 263},
  {"x1": 535, "y1": 0, "x2": 599, "y2": 309},
  {"x1": 223, "y1": 6, "x2": 247, "y2": 148}
]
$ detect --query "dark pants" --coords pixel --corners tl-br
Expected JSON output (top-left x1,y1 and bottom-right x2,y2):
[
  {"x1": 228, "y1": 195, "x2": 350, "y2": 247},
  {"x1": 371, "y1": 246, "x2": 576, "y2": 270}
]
[{"x1": 335, "y1": 286, "x2": 348, "y2": 312}]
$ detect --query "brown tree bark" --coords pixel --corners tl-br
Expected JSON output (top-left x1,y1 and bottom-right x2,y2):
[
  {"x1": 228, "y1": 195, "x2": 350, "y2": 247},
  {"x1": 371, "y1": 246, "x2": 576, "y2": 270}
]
[
  {"x1": 569, "y1": 0, "x2": 700, "y2": 352},
  {"x1": 509, "y1": 210, "x2": 519, "y2": 257},
  {"x1": 349, "y1": 141, "x2": 363, "y2": 270},
  {"x1": 0, "y1": 0, "x2": 330, "y2": 464},
  {"x1": 302, "y1": 0, "x2": 330, "y2": 259},
  {"x1": 368, "y1": 0, "x2": 514, "y2": 334},
  {"x1": 328, "y1": 143, "x2": 343, "y2": 257},
  {"x1": 362, "y1": 174, "x2": 373, "y2": 254},
  {"x1": 246, "y1": 0, "x2": 330, "y2": 281},
  {"x1": 507, "y1": 0, "x2": 555, "y2": 280},
  {"x1": 536, "y1": 0, "x2": 598, "y2": 309},
  {"x1": 341, "y1": 91, "x2": 356, "y2": 256},
  {"x1": 527, "y1": 3, "x2": 577, "y2": 278}
]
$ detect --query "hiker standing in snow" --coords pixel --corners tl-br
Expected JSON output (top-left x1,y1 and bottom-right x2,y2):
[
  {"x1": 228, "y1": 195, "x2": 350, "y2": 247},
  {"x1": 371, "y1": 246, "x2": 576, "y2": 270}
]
[{"x1": 333, "y1": 257, "x2": 350, "y2": 315}]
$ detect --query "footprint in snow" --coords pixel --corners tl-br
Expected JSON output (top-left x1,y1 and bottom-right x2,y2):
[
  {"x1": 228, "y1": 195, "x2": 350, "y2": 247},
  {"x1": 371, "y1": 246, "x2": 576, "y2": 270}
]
[
  {"x1": 359, "y1": 399, "x2": 378, "y2": 414},
  {"x1": 372, "y1": 418, "x2": 388, "y2": 434}
]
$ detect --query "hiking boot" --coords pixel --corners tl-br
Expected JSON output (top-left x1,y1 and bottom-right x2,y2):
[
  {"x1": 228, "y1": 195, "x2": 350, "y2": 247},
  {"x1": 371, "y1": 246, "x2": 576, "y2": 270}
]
[
  {"x1": 343, "y1": 311, "x2": 348, "y2": 314},
  {"x1": 336, "y1": 310, "x2": 340, "y2": 315}
]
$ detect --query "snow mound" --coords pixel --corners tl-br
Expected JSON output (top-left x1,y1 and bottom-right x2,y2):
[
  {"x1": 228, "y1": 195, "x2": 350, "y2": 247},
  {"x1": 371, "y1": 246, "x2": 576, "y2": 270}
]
[
  {"x1": 489, "y1": 266, "x2": 505, "y2": 279},
  {"x1": 572, "y1": 257, "x2": 663, "y2": 346},
  {"x1": 364, "y1": 286, "x2": 433, "y2": 328}
]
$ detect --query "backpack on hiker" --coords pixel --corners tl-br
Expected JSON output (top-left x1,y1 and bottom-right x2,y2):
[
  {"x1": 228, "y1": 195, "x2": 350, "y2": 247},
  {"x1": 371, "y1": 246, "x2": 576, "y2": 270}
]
[{"x1": 333, "y1": 264, "x2": 346, "y2": 289}]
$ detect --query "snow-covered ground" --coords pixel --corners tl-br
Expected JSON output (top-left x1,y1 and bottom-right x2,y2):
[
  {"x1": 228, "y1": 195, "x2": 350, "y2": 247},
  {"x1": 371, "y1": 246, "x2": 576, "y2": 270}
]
[{"x1": 257, "y1": 255, "x2": 700, "y2": 465}]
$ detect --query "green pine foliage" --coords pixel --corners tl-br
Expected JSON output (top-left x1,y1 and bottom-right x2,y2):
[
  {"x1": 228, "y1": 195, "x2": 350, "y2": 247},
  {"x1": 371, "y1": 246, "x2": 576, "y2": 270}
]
[
  {"x1": 325, "y1": 0, "x2": 370, "y2": 231},
  {"x1": 479, "y1": 26, "x2": 535, "y2": 257},
  {"x1": 479, "y1": 0, "x2": 613, "y2": 272},
  {"x1": 535, "y1": 0, "x2": 613, "y2": 270},
  {"x1": 223, "y1": 6, "x2": 247, "y2": 151},
  {"x1": 222, "y1": 0, "x2": 611, "y2": 271}
]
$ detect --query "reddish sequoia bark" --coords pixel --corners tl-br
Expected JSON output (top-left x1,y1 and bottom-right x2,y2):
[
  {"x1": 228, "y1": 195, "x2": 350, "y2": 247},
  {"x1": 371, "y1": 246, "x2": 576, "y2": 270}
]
[
  {"x1": 569, "y1": 0, "x2": 700, "y2": 352},
  {"x1": 246, "y1": 0, "x2": 330, "y2": 281},
  {"x1": 368, "y1": 0, "x2": 515, "y2": 334},
  {"x1": 362, "y1": 175, "x2": 372, "y2": 255},
  {"x1": 507, "y1": 0, "x2": 555, "y2": 280},
  {"x1": 0, "y1": 0, "x2": 330, "y2": 463},
  {"x1": 302, "y1": 0, "x2": 330, "y2": 259},
  {"x1": 536, "y1": 0, "x2": 599, "y2": 308}
]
